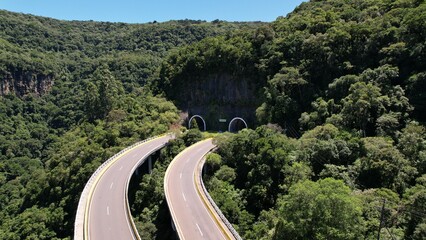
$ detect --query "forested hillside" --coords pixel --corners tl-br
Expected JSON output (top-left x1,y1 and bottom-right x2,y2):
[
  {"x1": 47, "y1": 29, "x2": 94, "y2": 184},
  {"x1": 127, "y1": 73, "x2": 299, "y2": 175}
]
[
  {"x1": 158, "y1": 0, "x2": 426, "y2": 134},
  {"x1": 0, "y1": 9, "x2": 260, "y2": 239},
  {"x1": 190, "y1": 0, "x2": 425, "y2": 239},
  {"x1": 0, "y1": 10, "x2": 262, "y2": 95},
  {"x1": 1, "y1": 0, "x2": 426, "y2": 239}
]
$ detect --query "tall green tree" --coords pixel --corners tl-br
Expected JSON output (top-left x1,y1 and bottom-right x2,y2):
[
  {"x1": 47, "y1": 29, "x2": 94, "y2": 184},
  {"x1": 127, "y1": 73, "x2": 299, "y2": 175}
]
[
  {"x1": 83, "y1": 81, "x2": 100, "y2": 122},
  {"x1": 274, "y1": 178, "x2": 364, "y2": 240},
  {"x1": 93, "y1": 65, "x2": 124, "y2": 118},
  {"x1": 341, "y1": 82, "x2": 385, "y2": 136},
  {"x1": 83, "y1": 65, "x2": 124, "y2": 121},
  {"x1": 397, "y1": 122, "x2": 426, "y2": 177},
  {"x1": 403, "y1": 175, "x2": 426, "y2": 239},
  {"x1": 257, "y1": 67, "x2": 309, "y2": 126},
  {"x1": 355, "y1": 137, "x2": 417, "y2": 193}
]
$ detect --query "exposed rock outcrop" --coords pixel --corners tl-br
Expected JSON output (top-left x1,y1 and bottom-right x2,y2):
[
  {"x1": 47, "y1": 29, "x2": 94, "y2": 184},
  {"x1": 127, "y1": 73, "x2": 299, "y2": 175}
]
[
  {"x1": 0, "y1": 71, "x2": 54, "y2": 96},
  {"x1": 174, "y1": 72, "x2": 262, "y2": 131}
]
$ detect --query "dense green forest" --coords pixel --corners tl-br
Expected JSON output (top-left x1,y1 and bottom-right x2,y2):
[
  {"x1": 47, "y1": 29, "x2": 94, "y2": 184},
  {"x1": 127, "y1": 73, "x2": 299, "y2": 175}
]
[
  {"x1": 206, "y1": 123, "x2": 425, "y2": 239},
  {"x1": 1, "y1": 0, "x2": 426, "y2": 239},
  {"x1": 159, "y1": 0, "x2": 426, "y2": 130},
  {"x1": 0, "y1": 9, "x2": 259, "y2": 239},
  {"x1": 196, "y1": 0, "x2": 426, "y2": 239}
]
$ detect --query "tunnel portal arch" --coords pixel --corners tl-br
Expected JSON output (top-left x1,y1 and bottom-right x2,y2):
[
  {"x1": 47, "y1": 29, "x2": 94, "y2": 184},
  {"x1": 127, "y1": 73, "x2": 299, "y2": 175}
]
[
  {"x1": 188, "y1": 115, "x2": 207, "y2": 131},
  {"x1": 228, "y1": 117, "x2": 248, "y2": 132}
]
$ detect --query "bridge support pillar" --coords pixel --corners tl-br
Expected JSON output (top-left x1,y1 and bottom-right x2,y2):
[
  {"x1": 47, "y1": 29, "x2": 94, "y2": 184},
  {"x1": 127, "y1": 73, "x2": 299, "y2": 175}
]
[{"x1": 148, "y1": 156, "x2": 152, "y2": 174}]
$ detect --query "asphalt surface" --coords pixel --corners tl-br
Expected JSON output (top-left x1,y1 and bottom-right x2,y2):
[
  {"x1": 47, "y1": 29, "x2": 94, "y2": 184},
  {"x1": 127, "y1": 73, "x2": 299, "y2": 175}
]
[
  {"x1": 164, "y1": 139, "x2": 232, "y2": 240},
  {"x1": 87, "y1": 135, "x2": 172, "y2": 240}
]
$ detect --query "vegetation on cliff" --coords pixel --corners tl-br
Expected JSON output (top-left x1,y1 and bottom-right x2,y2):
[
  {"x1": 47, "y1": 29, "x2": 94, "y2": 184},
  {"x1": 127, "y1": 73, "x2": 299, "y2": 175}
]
[
  {"x1": 206, "y1": 124, "x2": 425, "y2": 239},
  {"x1": 0, "y1": 10, "x2": 257, "y2": 239},
  {"x1": 1, "y1": 0, "x2": 426, "y2": 239},
  {"x1": 194, "y1": 0, "x2": 426, "y2": 239},
  {"x1": 160, "y1": 0, "x2": 426, "y2": 131}
]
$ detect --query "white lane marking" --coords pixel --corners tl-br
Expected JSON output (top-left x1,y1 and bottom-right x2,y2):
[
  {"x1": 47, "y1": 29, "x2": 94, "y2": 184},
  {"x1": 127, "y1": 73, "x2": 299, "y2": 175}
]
[
  {"x1": 110, "y1": 182, "x2": 114, "y2": 189},
  {"x1": 182, "y1": 192, "x2": 187, "y2": 202},
  {"x1": 107, "y1": 206, "x2": 110, "y2": 216},
  {"x1": 119, "y1": 166, "x2": 123, "y2": 171},
  {"x1": 180, "y1": 172, "x2": 182, "y2": 179},
  {"x1": 196, "y1": 223, "x2": 203, "y2": 237}
]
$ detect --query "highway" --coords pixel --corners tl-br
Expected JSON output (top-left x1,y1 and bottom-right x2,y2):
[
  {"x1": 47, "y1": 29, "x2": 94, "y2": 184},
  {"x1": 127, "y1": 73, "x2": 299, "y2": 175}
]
[
  {"x1": 84, "y1": 135, "x2": 172, "y2": 240},
  {"x1": 164, "y1": 139, "x2": 235, "y2": 240}
]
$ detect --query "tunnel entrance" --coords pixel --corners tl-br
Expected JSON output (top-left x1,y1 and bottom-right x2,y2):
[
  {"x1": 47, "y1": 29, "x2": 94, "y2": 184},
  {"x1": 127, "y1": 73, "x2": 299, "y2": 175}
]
[
  {"x1": 188, "y1": 115, "x2": 206, "y2": 131},
  {"x1": 228, "y1": 117, "x2": 248, "y2": 133}
]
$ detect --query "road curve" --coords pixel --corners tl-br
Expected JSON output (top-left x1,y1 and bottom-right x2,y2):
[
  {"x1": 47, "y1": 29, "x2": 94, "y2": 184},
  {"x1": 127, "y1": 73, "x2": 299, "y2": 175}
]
[
  {"x1": 164, "y1": 139, "x2": 235, "y2": 240},
  {"x1": 84, "y1": 135, "x2": 172, "y2": 240}
]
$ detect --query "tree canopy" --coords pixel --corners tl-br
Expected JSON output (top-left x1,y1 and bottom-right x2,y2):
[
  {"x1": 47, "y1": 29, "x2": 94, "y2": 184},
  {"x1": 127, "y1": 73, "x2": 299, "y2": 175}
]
[{"x1": 1, "y1": 0, "x2": 426, "y2": 239}]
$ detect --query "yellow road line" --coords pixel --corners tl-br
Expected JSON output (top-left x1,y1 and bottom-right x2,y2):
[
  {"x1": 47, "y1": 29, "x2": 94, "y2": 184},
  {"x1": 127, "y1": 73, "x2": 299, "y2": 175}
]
[
  {"x1": 193, "y1": 142, "x2": 234, "y2": 240},
  {"x1": 84, "y1": 135, "x2": 167, "y2": 240}
]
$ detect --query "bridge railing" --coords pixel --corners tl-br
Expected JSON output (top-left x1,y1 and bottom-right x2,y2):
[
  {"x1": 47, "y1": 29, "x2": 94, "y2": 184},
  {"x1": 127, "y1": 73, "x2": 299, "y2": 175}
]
[
  {"x1": 198, "y1": 149, "x2": 243, "y2": 240},
  {"x1": 74, "y1": 133, "x2": 172, "y2": 240}
]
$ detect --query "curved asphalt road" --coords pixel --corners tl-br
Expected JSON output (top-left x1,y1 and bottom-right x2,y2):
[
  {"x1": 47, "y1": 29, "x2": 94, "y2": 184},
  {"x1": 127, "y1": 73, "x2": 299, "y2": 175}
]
[
  {"x1": 87, "y1": 135, "x2": 172, "y2": 240},
  {"x1": 164, "y1": 139, "x2": 234, "y2": 240}
]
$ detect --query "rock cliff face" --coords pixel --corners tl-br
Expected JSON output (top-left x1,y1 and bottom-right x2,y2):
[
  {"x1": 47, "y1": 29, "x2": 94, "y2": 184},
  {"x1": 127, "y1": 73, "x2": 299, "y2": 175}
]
[
  {"x1": 174, "y1": 72, "x2": 262, "y2": 131},
  {"x1": 0, "y1": 71, "x2": 54, "y2": 97},
  {"x1": 179, "y1": 73, "x2": 257, "y2": 105}
]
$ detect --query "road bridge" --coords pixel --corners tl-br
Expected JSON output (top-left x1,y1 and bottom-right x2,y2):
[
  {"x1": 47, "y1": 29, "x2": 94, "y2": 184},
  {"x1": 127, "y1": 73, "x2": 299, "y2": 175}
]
[{"x1": 74, "y1": 135, "x2": 173, "y2": 240}]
